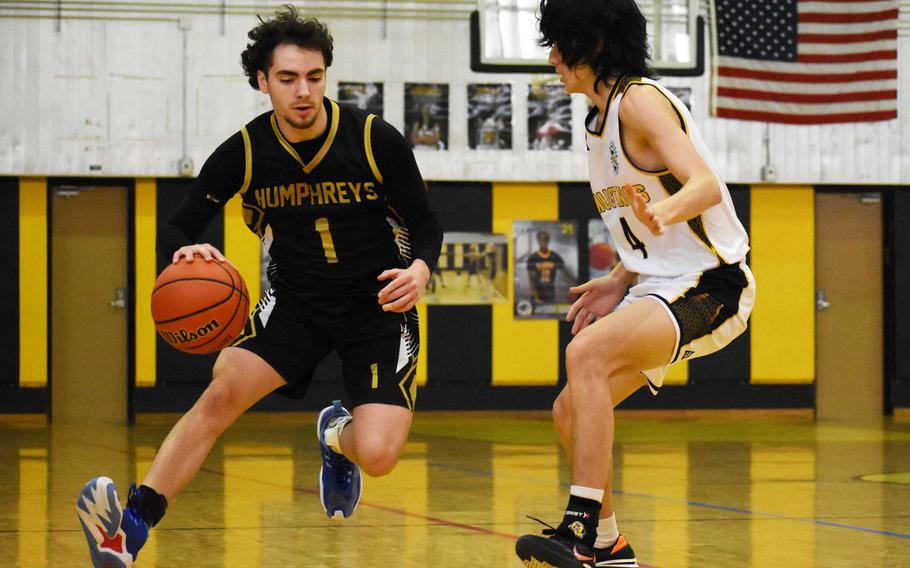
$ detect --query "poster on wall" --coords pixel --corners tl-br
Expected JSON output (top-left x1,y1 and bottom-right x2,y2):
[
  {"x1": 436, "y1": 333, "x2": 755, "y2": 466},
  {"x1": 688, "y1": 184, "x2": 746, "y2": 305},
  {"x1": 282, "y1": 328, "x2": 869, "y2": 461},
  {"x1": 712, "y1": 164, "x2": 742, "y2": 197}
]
[
  {"x1": 513, "y1": 220, "x2": 578, "y2": 319},
  {"x1": 527, "y1": 83, "x2": 572, "y2": 151},
  {"x1": 337, "y1": 81, "x2": 384, "y2": 117},
  {"x1": 587, "y1": 219, "x2": 622, "y2": 279},
  {"x1": 423, "y1": 232, "x2": 509, "y2": 305},
  {"x1": 467, "y1": 83, "x2": 512, "y2": 150},
  {"x1": 404, "y1": 83, "x2": 449, "y2": 150}
]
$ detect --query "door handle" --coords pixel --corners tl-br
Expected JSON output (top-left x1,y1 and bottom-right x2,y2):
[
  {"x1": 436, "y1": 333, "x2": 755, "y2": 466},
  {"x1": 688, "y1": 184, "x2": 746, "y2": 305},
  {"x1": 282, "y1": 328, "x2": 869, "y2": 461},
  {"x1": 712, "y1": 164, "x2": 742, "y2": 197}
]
[
  {"x1": 816, "y1": 289, "x2": 831, "y2": 311},
  {"x1": 109, "y1": 287, "x2": 127, "y2": 309}
]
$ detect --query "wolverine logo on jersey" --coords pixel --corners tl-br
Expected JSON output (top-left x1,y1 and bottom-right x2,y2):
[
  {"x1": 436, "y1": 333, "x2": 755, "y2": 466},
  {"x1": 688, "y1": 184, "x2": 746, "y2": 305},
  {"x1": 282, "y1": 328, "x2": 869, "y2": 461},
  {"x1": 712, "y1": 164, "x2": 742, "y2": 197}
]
[
  {"x1": 593, "y1": 183, "x2": 650, "y2": 213},
  {"x1": 609, "y1": 140, "x2": 619, "y2": 175},
  {"x1": 251, "y1": 180, "x2": 379, "y2": 210}
]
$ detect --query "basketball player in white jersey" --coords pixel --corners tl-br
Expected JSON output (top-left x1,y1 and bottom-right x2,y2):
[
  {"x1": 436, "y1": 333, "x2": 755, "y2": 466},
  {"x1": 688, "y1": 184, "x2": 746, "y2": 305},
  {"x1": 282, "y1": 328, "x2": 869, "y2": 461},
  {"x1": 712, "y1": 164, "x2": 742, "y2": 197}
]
[{"x1": 516, "y1": 1, "x2": 755, "y2": 567}]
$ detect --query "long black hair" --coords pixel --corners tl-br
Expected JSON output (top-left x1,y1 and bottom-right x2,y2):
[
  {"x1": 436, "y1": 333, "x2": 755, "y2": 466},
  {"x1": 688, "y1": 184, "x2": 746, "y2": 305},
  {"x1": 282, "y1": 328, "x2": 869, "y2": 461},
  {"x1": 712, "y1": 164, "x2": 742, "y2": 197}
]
[
  {"x1": 240, "y1": 4, "x2": 334, "y2": 90},
  {"x1": 538, "y1": 0, "x2": 654, "y2": 87}
]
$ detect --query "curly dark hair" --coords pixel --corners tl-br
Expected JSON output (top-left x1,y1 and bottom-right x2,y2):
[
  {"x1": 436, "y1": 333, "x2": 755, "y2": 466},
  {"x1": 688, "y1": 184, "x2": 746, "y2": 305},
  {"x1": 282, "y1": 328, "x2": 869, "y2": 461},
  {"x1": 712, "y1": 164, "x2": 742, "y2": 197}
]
[
  {"x1": 538, "y1": 0, "x2": 654, "y2": 88},
  {"x1": 240, "y1": 5, "x2": 334, "y2": 90}
]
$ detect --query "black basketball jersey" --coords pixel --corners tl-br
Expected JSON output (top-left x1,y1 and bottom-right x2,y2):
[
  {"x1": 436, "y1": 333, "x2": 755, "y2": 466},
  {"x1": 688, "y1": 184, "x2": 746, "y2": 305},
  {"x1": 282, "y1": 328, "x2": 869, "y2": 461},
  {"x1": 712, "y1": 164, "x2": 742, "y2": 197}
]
[
  {"x1": 527, "y1": 250, "x2": 564, "y2": 296},
  {"x1": 238, "y1": 99, "x2": 414, "y2": 299}
]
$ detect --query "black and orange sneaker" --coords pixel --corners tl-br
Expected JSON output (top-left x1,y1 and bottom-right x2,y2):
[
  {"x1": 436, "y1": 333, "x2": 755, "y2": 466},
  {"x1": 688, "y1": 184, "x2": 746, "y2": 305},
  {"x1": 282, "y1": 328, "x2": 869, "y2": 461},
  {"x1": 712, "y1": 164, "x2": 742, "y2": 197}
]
[
  {"x1": 516, "y1": 524, "x2": 597, "y2": 568},
  {"x1": 594, "y1": 534, "x2": 638, "y2": 567}
]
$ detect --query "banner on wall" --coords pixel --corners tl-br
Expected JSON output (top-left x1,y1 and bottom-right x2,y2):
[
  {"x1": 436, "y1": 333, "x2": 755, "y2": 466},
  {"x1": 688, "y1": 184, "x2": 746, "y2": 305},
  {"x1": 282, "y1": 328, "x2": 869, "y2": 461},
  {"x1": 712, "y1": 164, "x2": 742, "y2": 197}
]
[
  {"x1": 527, "y1": 83, "x2": 572, "y2": 151},
  {"x1": 337, "y1": 81, "x2": 384, "y2": 117},
  {"x1": 587, "y1": 219, "x2": 621, "y2": 279},
  {"x1": 405, "y1": 83, "x2": 449, "y2": 150},
  {"x1": 423, "y1": 232, "x2": 509, "y2": 305},
  {"x1": 513, "y1": 220, "x2": 578, "y2": 319},
  {"x1": 467, "y1": 83, "x2": 512, "y2": 150}
]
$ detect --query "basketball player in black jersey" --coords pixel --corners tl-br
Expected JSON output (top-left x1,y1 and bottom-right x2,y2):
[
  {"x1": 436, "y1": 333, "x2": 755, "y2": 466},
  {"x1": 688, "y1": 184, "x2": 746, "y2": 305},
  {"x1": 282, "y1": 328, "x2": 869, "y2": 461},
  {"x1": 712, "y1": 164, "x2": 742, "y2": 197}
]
[
  {"x1": 76, "y1": 7, "x2": 442, "y2": 567},
  {"x1": 526, "y1": 230, "x2": 568, "y2": 307}
]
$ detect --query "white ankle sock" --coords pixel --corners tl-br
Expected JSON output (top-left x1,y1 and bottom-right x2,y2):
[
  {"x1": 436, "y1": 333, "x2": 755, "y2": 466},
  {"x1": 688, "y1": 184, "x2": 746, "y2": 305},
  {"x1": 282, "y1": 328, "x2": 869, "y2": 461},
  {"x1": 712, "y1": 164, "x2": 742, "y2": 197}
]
[
  {"x1": 594, "y1": 513, "x2": 619, "y2": 549},
  {"x1": 323, "y1": 416, "x2": 352, "y2": 454},
  {"x1": 569, "y1": 485, "x2": 605, "y2": 503}
]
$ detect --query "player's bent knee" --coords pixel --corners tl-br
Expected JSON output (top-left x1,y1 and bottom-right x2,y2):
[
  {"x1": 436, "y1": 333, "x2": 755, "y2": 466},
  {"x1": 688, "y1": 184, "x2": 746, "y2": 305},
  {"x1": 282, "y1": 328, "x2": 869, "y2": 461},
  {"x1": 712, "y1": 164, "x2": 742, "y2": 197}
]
[
  {"x1": 565, "y1": 336, "x2": 603, "y2": 375},
  {"x1": 191, "y1": 381, "x2": 241, "y2": 434},
  {"x1": 552, "y1": 391, "x2": 571, "y2": 427},
  {"x1": 355, "y1": 445, "x2": 401, "y2": 477}
]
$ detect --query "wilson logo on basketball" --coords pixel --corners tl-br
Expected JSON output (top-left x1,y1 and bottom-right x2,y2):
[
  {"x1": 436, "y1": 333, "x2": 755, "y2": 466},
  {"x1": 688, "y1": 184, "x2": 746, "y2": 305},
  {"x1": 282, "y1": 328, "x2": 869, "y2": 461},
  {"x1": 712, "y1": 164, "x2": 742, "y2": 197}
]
[{"x1": 161, "y1": 319, "x2": 222, "y2": 345}]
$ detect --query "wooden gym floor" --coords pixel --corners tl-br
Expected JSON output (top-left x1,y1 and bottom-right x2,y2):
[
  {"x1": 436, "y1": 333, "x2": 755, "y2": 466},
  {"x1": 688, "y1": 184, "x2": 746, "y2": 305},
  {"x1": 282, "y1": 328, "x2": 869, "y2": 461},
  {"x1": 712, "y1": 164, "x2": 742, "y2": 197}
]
[{"x1": 1, "y1": 410, "x2": 909, "y2": 567}]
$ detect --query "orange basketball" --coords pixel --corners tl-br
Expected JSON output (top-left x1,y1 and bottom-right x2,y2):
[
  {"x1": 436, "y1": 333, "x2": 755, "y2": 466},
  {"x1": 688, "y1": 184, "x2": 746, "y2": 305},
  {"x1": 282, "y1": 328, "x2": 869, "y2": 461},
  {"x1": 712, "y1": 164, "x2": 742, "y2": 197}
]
[
  {"x1": 151, "y1": 256, "x2": 250, "y2": 354},
  {"x1": 590, "y1": 242, "x2": 617, "y2": 271}
]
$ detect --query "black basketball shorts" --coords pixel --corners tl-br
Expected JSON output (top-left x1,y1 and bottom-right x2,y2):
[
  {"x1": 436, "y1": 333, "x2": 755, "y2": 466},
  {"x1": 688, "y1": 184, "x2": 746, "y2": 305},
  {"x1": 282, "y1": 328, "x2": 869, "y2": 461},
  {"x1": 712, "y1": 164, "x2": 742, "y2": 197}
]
[{"x1": 230, "y1": 288, "x2": 419, "y2": 410}]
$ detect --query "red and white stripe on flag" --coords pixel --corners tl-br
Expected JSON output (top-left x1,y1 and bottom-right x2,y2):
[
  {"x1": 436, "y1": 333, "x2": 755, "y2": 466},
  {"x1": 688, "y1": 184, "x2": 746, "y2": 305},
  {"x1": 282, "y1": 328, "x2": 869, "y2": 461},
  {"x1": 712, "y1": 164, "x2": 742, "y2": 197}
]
[{"x1": 711, "y1": 0, "x2": 898, "y2": 124}]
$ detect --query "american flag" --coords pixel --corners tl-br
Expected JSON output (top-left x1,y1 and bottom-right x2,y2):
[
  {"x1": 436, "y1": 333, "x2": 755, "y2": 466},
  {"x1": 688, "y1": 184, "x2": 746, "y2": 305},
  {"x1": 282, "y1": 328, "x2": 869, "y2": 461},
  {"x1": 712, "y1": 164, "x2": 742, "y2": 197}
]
[{"x1": 711, "y1": 0, "x2": 898, "y2": 124}]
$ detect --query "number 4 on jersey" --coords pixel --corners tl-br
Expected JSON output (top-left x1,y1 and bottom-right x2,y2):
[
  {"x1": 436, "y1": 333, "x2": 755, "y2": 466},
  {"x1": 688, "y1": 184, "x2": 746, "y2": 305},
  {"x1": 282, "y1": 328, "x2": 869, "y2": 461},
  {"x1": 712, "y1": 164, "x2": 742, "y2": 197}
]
[{"x1": 619, "y1": 217, "x2": 648, "y2": 259}]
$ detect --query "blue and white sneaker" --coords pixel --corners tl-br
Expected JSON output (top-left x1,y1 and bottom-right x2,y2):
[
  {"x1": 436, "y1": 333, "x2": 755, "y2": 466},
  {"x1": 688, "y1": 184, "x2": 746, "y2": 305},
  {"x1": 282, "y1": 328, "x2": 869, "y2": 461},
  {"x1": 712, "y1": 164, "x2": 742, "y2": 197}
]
[
  {"x1": 76, "y1": 476, "x2": 149, "y2": 568},
  {"x1": 317, "y1": 400, "x2": 362, "y2": 519}
]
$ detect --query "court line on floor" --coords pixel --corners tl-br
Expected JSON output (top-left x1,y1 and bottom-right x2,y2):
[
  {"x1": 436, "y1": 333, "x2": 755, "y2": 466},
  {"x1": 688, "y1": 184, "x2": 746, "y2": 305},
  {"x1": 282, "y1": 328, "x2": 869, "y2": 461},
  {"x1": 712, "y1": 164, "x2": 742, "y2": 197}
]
[
  {"x1": 427, "y1": 462, "x2": 910, "y2": 541},
  {"x1": 75, "y1": 438, "x2": 659, "y2": 566}
]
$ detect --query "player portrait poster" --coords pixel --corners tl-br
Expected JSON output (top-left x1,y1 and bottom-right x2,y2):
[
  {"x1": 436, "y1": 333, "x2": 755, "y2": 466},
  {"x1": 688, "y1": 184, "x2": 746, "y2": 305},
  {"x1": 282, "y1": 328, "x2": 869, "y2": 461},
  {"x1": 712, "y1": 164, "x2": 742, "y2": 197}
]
[
  {"x1": 404, "y1": 82, "x2": 449, "y2": 150},
  {"x1": 467, "y1": 83, "x2": 512, "y2": 150},
  {"x1": 423, "y1": 232, "x2": 509, "y2": 305},
  {"x1": 513, "y1": 220, "x2": 578, "y2": 319},
  {"x1": 587, "y1": 219, "x2": 622, "y2": 279},
  {"x1": 337, "y1": 81, "x2": 384, "y2": 117},
  {"x1": 527, "y1": 83, "x2": 572, "y2": 151}
]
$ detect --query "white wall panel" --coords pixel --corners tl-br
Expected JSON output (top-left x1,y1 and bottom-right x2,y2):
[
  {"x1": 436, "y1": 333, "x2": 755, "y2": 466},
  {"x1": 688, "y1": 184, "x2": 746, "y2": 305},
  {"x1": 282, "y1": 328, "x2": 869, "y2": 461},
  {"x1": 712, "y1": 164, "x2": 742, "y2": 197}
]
[{"x1": 0, "y1": 1, "x2": 907, "y2": 183}]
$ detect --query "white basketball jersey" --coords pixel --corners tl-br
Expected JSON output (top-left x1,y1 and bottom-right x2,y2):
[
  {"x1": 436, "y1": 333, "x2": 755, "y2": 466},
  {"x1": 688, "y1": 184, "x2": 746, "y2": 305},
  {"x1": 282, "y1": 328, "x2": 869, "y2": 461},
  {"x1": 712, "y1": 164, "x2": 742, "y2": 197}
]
[{"x1": 586, "y1": 77, "x2": 749, "y2": 277}]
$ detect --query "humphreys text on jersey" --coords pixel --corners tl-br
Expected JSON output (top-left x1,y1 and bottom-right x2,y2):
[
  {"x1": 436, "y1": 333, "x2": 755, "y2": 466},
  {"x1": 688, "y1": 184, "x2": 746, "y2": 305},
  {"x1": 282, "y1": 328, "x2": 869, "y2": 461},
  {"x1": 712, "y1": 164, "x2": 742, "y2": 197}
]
[{"x1": 250, "y1": 180, "x2": 379, "y2": 209}]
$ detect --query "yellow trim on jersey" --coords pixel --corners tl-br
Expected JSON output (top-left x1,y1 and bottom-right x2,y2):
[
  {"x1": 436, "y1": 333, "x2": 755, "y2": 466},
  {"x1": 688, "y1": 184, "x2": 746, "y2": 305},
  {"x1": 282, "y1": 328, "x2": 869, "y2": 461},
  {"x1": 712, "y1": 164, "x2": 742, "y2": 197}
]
[
  {"x1": 239, "y1": 126, "x2": 253, "y2": 195},
  {"x1": 364, "y1": 114, "x2": 384, "y2": 184},
  {"x1": 586, "y1": 77, "x2": 625, "y2": 139},
  {"x1": 398, "y1": 356, "x2": 418, "y2": 411},
  {"x1": 269, "y1": 99, "x2": 340, "y2": 174},
  {"x1": 231, "y1": 312, "x2": 259, "y2": 347}
]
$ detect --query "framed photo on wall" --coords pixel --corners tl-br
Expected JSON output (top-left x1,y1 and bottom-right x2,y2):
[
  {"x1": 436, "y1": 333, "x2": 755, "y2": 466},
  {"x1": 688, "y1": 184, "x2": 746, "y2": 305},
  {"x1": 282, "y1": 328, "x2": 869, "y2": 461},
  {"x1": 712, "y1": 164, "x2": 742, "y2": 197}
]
[
  {"x1": 404, "y1": 83, "x2": 449, "y2": 150},
  {"x1": 337, "y1": 81, "x2": 384, "y2": 117},
  {"x1": 423, "y1": 232, "x2": 509, "y2": 305},
  {"x1": 513, "y1": 220, "x2": 578, "y2": 319},
  {"x1": 467, "y1": 83, "x2": 512, "y2": 150},
  {"x1": 527, "y1": 83, "x2": 572, "y2": 151}
]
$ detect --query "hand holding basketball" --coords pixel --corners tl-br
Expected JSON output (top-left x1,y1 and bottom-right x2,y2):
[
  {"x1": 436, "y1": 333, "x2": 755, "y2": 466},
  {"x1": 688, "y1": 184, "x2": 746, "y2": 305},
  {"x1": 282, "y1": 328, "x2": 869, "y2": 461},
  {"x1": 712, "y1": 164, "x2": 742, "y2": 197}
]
[
  {"x1": 151, "y1": 254, "x2": 249, "y2": 354},
  {"x1": 172, "y1": 243, "x2": 226, "y2": 264}
]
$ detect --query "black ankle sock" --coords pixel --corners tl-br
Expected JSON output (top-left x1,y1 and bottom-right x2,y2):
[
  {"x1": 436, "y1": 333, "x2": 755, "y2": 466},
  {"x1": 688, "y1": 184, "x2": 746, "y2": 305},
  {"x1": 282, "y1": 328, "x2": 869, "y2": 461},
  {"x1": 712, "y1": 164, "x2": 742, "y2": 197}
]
[
  {"x1": 128, "y1": 485, "x2": 168, "y2": 528},
  {"x1": 557, "y1": 495, "x2": 601, "y2": 548}
]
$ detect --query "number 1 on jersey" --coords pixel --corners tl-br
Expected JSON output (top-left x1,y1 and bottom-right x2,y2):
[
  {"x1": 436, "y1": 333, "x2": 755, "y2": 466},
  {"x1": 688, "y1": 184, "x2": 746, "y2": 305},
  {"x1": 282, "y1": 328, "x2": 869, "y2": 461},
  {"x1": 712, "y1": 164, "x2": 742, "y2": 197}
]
[
  {"x1": 315, "y1": 217, "x2": 338, "y2": 264},
  {"x1": 619, "y1": 217, "x2": 648, "y2": 259}
]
